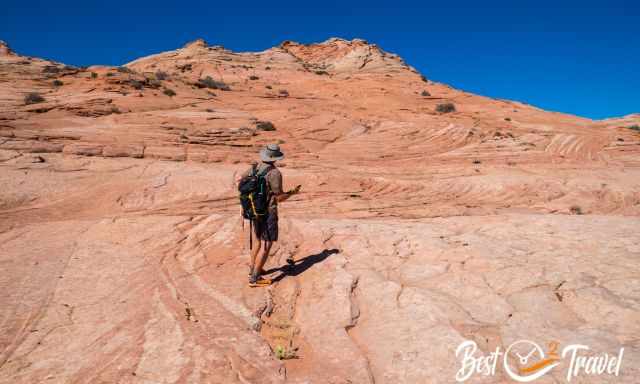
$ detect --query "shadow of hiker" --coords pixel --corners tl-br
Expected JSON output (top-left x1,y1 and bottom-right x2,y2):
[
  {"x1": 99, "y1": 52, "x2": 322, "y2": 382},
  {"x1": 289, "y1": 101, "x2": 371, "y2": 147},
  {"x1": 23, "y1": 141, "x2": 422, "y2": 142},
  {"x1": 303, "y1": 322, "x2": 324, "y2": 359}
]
[{"x1": 266, "y1": 248, "x2": 340, "y2": 283}]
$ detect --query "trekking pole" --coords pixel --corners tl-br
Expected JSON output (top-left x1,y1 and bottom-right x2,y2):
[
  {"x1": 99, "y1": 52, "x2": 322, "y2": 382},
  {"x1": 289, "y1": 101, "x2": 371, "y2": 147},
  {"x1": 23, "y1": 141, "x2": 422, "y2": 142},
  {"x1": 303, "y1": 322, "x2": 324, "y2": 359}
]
[{"x1": 249, "y1": 219, "x2": 253, "y2": 250}]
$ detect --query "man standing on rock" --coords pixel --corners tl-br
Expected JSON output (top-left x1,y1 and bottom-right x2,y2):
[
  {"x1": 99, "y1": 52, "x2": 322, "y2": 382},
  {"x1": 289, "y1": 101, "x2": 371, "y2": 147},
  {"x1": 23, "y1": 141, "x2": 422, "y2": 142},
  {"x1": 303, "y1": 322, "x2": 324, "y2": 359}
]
[{"x1": 238, "y1": 143, "x2": 300, "y2": 287}]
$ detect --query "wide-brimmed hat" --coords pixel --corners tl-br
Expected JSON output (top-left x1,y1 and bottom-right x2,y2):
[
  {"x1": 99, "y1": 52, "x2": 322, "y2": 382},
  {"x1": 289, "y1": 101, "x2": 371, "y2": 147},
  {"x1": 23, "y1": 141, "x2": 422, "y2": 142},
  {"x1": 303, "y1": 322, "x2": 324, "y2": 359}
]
[{"x1": 260, "y1": 143, "x2": 284, "y2": 162}]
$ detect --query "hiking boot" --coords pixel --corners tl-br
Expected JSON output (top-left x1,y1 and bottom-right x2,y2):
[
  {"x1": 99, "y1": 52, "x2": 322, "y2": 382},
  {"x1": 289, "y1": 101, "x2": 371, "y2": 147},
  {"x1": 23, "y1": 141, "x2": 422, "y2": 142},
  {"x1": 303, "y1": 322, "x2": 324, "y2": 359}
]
[
  {"x1": 249, "y1": 277, "x2": 272, "y2": 287},
  {"x1": 249, "y1": 274, "x2": 271, "y2": 287},
  {"x1": 248, "y1": 268, "x2": 265, "y2": 278}
]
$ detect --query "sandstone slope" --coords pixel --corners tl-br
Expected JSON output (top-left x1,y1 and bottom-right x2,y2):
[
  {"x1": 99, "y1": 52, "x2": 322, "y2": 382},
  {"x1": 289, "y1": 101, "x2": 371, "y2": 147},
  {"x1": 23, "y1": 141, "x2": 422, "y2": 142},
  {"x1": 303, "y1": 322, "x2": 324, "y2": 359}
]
[{"x1": 1, "y1": 38, "x2": 639, "y2": 383}]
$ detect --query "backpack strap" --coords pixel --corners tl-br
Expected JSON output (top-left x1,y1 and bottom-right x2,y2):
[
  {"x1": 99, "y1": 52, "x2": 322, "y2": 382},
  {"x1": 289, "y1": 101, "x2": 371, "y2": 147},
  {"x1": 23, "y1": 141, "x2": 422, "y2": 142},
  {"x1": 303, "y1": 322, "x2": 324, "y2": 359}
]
[
  {"x1": 254, "y1": 164, "x2": 274, "y2": 207},
  {"x1": 256, "y1": 163, "x2": 274, "y2": 177}
]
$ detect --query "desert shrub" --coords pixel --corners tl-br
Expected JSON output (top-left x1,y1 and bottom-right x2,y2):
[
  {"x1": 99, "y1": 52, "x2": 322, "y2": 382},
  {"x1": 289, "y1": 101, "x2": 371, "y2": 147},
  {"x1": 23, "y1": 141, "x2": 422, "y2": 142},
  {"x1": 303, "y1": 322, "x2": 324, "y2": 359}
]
[
  {"x1": 421, "y1": 90, "x2": 430, "y2": 97},
  {"x1": 196, "y1": 76, "x2": 230, "y2": 91},
  {"x1": 52, "y1": 80, "x2": 63, "y2": 87},
  {"x1": 278, "y1": 89, "x2": 289, "y2": 97},
  {"x1": 436, "y1": 103, "x2": 456, "y2": 113},
  {"x1": 256, "y1": 121, "x2": 275, "y2": 131},
  {"x1": 628, "y1": 124, "x2": 640, "y2": 132},
  {"x1": 106, "y1": 72, "x2": 115, "y2": 77},
  {"x1": 274, "y1": 345, "x2": 297, "y2": 360},
  {"x1": 42, "y1": 65, "x2": 60, "y2": 74},
  {"x1": 177, "y1": 63, "x2": 192, "y2": 72},
  {"x1": 117, "y1": 66, "x2": 133, "y2": 74},
  {"x1": 265, "y1": 85, "x2": 272, "y2": 89},
  {"x1": 249, "y1": 75, "x2": 260, "y2": 80},
  {"x1": 265, "y1": 66, "x2": 271, "y2": 70},
  {"x1": 315, "y1": 70, "x2": 329, "y2": 75},
  {"x1": 163, "y1": 88, "x2": 176, "y2": 97},
  {"x1": 91, "y1": 72, "x2": 98, "y2": 78},
  {"x1": 569, "y1": 205, "x2": 583, "y2": 215},
  {"x1": 504, "y1": 117, "x2": 512, "y2": 121},
  {"x1": 24, "y1": 92, "x2": 45, "y2": 105},
  {"x1": 420, "y1": 75, "x2": 428, "y2": 83},
  {"x1": 147, "y1": 78, "x2": 162, "y2": 88},
  {"x1": 155, "y1": 70, "x2": 168, "y2": 80},
  {"x1": 128, "y1": 79, "x2": 144, "y2": 90}
]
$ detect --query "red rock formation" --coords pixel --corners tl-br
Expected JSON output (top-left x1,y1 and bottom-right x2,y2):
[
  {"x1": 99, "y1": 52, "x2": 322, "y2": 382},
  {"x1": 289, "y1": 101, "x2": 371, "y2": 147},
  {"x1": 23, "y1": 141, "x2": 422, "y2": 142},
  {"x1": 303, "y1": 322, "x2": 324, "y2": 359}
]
[
  {"x1": 0, "y1": 38, "x2": 639, "y2": 383},
  {"x1": 0, "y1": 41, "x2": 14, "y2": 56}
]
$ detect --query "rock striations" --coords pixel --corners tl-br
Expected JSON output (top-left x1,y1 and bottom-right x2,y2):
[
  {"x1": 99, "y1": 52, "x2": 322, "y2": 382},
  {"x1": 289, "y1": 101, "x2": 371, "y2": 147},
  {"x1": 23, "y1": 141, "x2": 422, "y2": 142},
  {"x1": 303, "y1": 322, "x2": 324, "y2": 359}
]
[{"x1": 0, "y1": 38, "x2": 639, "y2": 383}]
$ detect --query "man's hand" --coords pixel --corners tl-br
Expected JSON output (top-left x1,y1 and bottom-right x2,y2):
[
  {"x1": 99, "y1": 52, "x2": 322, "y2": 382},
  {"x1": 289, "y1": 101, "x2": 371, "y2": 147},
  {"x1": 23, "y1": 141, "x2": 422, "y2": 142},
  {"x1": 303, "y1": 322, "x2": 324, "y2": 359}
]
[
  {"x1": 277, "y1": 185, "x2": 301, "y2": 202},
  {"x1": 288, "y1": 185, "x2": 302, "y2": 195}
]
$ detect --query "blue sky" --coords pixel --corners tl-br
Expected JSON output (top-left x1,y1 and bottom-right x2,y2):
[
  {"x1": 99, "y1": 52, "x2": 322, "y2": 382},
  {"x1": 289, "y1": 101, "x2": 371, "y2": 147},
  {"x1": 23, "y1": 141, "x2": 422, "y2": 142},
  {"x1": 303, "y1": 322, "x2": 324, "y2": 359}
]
[{"x1": 2, "y1": 0, "x2": 638, "y2": 119}]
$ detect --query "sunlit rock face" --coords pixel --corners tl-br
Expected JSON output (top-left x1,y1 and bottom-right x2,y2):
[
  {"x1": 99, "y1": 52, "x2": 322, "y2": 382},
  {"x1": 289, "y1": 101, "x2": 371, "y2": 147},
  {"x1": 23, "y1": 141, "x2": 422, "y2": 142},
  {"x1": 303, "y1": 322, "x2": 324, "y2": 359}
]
[{"x1": 0, "y1": 38, "x2": 639, "y2": 383}]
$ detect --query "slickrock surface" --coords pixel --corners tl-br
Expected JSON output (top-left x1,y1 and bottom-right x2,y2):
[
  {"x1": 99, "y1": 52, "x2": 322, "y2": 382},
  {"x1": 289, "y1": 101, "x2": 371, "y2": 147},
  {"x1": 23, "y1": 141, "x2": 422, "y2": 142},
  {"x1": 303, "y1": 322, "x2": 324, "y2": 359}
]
[{"x1": 1, "y1": 38, "x2": 639, "y2": 383}]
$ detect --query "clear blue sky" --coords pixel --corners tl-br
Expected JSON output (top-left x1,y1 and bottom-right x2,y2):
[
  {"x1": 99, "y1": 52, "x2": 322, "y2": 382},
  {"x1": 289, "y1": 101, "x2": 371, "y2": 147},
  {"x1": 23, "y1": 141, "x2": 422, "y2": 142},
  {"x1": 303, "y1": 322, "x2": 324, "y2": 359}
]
[{"x1": 2, "y1": 0, "x2": 638, "y2": 119}]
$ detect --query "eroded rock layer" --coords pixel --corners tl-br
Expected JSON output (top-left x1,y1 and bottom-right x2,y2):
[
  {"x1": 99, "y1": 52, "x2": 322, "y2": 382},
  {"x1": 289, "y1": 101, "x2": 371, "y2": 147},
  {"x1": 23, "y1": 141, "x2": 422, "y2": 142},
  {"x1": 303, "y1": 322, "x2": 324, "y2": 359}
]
[{"x1": 1, "y1": 38, "x2": 639, "y2": 383}]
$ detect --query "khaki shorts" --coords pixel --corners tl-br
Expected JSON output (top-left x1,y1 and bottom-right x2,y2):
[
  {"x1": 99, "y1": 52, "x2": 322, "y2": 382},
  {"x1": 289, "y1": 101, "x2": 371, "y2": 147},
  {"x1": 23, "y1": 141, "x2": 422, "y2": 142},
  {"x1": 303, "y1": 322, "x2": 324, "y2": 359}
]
[{"x1": 253, "y1": 211, "x2": 278, "y2": 241}]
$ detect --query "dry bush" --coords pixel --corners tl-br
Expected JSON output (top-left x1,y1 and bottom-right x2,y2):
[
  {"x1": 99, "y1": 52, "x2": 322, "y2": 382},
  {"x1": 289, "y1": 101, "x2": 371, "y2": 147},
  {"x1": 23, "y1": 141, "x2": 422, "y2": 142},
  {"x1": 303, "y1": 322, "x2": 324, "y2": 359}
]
[
  {"x1": 436, "y1": 103, "x2": 456, "y2": 113},
  {"x1": 24, "y1": 92, "x2": 45, "y2": 104},
  {"x1": 155, "y1": 71, "x2": 169, "y2": 80},
  {"x1": 196, "y1": 76, "x2": 230, "y2": 91},
  {"x1": 256, "y1": 121, "x2": 275, "y2": 131}
]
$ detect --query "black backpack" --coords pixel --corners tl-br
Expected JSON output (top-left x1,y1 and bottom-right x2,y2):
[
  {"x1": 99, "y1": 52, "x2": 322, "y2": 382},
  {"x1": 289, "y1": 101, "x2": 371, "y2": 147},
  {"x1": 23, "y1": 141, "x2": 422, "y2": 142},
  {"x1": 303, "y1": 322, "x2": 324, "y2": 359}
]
[{"x1": 238, "y1": 164, "x2": 271, "y2": 220}]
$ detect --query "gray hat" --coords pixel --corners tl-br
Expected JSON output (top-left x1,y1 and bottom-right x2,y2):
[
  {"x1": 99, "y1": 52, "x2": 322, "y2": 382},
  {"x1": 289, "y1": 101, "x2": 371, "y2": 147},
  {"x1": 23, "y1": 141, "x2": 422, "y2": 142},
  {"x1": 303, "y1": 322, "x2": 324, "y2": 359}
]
[{"x1": 260, "y1": 143, "x2": 284, "y2": 162}]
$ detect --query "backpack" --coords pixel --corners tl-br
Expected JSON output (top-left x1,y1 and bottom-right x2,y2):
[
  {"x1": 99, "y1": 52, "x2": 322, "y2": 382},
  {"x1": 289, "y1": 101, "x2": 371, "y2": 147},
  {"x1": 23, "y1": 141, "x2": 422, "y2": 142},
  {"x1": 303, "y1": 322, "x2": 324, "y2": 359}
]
[{"x1": 238, "y1": 164, "x2": 272, "y2": 220}]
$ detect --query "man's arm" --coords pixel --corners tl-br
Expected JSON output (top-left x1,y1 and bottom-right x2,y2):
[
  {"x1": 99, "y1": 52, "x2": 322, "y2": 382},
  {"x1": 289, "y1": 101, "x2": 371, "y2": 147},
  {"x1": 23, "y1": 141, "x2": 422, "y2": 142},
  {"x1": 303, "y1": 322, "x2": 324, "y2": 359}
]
[
  {"x1": 269, "y1": 169, "x2": 300, "y2": 202},
  {"x1": 276, "y1": 185, "x2": 301, "y2": 202}
]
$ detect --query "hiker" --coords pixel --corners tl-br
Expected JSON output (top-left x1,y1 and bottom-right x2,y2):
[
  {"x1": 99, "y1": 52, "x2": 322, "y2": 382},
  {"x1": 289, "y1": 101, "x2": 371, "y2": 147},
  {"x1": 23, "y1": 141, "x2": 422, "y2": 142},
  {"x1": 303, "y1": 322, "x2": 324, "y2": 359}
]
[{"x1": 237, "y1": 143, "x2": 301, "y2": 287}]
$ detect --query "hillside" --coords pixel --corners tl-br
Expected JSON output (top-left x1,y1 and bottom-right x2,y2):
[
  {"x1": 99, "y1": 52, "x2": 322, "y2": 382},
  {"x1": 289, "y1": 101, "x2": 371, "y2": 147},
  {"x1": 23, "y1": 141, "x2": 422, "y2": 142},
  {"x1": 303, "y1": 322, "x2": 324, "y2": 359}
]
[{"x1": 1, "y1": 38, "x2": 639, "y2": 383}]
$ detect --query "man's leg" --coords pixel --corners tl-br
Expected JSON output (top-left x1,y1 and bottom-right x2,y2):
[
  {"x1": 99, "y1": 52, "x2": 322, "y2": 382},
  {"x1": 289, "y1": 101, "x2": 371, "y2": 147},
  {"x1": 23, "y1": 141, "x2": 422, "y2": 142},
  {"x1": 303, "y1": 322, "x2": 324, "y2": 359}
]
[
  {"x1": 249, "y1": 212, "x2": 277, "y2": 286},
  {"x1": 254, "y1": 240, "x2": 272, "y2": 279},
  {"x1": 249, "y1": 239, "x2": 262, "y2": 276},
  {"x1": 255, "y1": 210, "x2": 277, "y2": 277}
]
